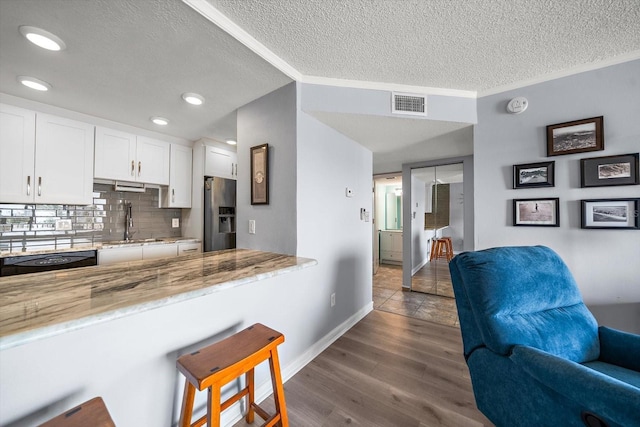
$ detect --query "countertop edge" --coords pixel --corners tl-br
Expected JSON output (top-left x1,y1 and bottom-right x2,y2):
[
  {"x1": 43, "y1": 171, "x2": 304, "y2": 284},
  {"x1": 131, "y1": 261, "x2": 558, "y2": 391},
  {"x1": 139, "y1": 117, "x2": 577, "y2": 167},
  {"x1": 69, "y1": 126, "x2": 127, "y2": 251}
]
[{"x1": 0, "y1": 257, "x2": 317, "y2": 351}]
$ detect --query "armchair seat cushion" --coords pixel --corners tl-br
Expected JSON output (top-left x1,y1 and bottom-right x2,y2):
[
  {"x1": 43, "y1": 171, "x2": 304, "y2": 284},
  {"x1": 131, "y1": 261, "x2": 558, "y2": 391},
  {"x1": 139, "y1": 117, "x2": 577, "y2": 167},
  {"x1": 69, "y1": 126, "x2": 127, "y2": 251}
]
[{"x1": 583, "y1": 361, "x2": 640, "y2": 389}]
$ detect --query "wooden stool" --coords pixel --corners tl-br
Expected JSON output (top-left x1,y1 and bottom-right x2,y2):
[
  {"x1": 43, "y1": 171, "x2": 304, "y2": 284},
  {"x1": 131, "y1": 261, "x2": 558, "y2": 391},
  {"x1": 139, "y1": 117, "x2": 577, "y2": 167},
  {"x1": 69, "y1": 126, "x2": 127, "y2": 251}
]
[
  {"x1": 39, "y1": 397, "x2": 115, "y2": 427},
  {"x1": 430, "y1": 237, "x2": 453, "y2": 262},
  {"x1": 177, "y1": 323, "x2": 288, "y2": 427}
]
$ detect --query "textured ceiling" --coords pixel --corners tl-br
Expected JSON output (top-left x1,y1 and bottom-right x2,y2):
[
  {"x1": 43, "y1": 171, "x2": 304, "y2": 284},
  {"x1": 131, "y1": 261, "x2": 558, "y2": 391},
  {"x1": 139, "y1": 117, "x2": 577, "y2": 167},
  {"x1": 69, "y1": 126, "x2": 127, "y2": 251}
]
[
  {"x1": 1, "y1": 0, "x2": 639, "y2": 169},
  {"x1": 0, "y1": 0, "x2": 291, "y2": 142},
  {"x1": 207, "y1": 0, "x2": 640, "y2": 93}
]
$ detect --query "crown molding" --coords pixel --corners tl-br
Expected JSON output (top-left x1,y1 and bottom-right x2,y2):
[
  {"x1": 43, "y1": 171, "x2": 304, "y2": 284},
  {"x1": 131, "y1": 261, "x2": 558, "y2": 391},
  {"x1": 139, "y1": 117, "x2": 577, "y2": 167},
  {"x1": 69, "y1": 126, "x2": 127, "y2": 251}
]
[{"x1": 182, "y1": 0, "x2": 302, "y2": 81}]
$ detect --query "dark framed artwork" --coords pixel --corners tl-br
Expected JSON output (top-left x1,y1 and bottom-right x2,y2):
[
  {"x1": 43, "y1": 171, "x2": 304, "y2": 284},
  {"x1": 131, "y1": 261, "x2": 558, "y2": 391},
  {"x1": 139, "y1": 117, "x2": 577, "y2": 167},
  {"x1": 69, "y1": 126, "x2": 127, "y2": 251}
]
[
  {"x1": 513, "y1": 161, "x2": 555, "y2": 189},
  {"x1": 546, "y1": 116, "x2": 603, "y2": 156},
  {"x1": 250, "y1": 143, "x2": 269, "y2": 205},
  {"x1": 580, "y1": 153, "x2": 639, "y2": 187},
  {"x1": 581, "y1": 198, "x2": 639, "y2": 229},
  {"x1": 513, "y1": 198, "x2": 560, "y2": 227}
]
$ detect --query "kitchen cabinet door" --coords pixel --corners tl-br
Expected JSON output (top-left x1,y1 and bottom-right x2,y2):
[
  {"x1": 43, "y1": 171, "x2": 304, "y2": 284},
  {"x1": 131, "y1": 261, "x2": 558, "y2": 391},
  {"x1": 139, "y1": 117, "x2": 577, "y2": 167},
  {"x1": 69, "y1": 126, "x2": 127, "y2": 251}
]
[
  {"x1": 136, "y1": 136, "x2": 170, "y2": 185},
  {"x1": 178, "y1": 242, "x2": 201, "y2": 255},
  {"x1": 98, "y1": 246, "x2": 143, "y2": 265},
  {"x1": 142, "y1": 244, "x2": 177, "y2": 260},
  {"x1": 94, "y1": 127, "x2": 137, "y2": 181},
  {"x1": 0, "y1": 104, "x2": 36, "y2": 203},
  {"x1": 34, "y1": 114, "x2": 95, "y2": 205},
  {"x1": 205, "y1": 146, "x2": 237, "y2": 180},
  {"x1": 163, "y1": 144, "x2": 192, "y2": 208}
]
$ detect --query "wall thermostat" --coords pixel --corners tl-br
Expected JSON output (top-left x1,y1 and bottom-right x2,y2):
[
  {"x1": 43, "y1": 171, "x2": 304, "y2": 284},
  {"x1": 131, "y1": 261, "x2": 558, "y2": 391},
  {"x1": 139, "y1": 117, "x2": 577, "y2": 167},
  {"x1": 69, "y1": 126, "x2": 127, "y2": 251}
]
[{"x1": 506, "y1": 97, "x2": 529, "y2": 114}]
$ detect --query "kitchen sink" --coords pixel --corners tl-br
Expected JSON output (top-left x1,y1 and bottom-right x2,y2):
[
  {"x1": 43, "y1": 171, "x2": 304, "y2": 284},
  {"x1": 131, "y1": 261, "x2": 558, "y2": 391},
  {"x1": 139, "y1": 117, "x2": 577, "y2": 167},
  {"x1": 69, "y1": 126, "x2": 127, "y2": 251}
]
[{"x1": 106, "y1": 238, "x2": 166, "y2": 245}]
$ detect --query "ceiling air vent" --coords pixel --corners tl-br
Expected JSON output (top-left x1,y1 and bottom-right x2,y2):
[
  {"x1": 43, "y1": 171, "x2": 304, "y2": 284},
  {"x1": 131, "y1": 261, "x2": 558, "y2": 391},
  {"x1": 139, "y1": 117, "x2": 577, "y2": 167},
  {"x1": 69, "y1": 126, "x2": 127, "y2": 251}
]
[{"x1": 391, "y1": 92, "x2": 427, "y2": 116}]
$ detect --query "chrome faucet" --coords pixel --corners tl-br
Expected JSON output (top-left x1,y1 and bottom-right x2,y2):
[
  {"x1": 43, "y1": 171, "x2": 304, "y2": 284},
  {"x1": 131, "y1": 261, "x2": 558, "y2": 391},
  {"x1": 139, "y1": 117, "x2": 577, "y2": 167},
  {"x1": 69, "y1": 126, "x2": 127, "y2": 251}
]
[{"x1": 124, "y1": 201, "x2": 135, "y2": 241}]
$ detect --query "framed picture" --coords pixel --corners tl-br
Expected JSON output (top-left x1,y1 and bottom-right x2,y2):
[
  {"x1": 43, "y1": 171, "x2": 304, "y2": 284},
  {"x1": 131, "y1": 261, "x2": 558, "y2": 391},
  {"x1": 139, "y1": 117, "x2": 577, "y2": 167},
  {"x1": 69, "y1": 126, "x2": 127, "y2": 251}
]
[
  {"x1": 513, "y1": 198, "x2": 560, "y2": 227},
  {"x1": 546, "y1": 116, "x2": 603, "y2": 156},
  {"x1": 513, "y1": 161, "x2": 555, "y2": 189},
  {"x1": 581, "y1": 198, "x2": 639, "y2": 229},
  {"x1": 580, "y1": 153, "x2": 639, "y2": 187},
  {"x1": 250, "y1": 143, "x2": 269, "y2": 205}
]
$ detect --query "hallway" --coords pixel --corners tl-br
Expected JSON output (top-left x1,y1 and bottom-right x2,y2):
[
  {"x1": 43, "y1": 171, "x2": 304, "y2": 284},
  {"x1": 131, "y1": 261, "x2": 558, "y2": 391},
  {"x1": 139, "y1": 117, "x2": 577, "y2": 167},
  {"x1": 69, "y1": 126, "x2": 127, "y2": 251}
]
[{"x1": 373, "y1": 263, "x2": 459, "y2": 327}]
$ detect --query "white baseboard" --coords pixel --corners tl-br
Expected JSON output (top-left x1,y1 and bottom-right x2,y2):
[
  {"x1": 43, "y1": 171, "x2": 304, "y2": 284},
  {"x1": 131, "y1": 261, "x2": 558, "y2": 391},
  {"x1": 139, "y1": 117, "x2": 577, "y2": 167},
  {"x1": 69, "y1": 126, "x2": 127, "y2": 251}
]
[
  {"x1": 221, "y1": 302, "x2": 374, "y2": 426},
  {"x1": 411, "y1": 257, "x2": 429, "y2": 275}
]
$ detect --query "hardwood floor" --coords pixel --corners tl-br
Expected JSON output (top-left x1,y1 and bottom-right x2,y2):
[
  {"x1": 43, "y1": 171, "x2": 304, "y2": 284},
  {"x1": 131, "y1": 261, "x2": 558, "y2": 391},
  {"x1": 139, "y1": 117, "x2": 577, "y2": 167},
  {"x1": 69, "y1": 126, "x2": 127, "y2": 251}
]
[{"x1": 233, "y1": 310, "x2": 491, "y2": 426}]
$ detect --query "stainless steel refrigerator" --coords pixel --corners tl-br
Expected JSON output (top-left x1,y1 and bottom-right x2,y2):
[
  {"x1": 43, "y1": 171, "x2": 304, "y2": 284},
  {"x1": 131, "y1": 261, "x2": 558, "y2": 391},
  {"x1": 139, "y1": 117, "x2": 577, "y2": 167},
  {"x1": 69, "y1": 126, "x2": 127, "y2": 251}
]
[{"x1": 204, "y1": 176, "x2": 236, "y2": 251}]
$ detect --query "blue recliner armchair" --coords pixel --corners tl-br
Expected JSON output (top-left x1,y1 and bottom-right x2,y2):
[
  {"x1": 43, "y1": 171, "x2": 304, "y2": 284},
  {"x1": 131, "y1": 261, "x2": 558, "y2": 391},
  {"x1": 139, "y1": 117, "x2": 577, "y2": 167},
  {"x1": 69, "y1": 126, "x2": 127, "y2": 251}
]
[{"x1": 449, "y1": 246, "x2": 640, "y2": 427}]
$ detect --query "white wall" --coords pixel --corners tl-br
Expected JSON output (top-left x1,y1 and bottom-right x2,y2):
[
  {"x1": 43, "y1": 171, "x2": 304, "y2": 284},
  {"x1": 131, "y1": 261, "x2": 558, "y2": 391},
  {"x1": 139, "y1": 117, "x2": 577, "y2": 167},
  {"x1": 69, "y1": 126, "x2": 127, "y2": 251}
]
[
  {"x1": 410, "y1": 174, "x2": 429, "y2": 273},
  {"x1": 296, "y1": 87, "x2": 373, "y2": 335},
  {"x1": 443, "y1": 182, "x2": 464, "y2": 252},
  {"x1": 474, "y1": 60, "x2": 640, "y2": 306}
]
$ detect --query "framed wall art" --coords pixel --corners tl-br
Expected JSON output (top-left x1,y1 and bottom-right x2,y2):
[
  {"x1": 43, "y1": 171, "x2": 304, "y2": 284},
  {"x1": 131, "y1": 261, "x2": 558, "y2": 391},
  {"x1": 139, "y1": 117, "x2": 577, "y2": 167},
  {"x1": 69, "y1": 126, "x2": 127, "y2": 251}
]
[
  {"x1": 513, "y1": 198, "x2": 560, "y2": 227},
  {"x1": 513, "y1": 161, "x2": 555, "y2": 189},
  {"x1": 250, "y1": 143, "x2": 269, "y2": 205},
  {"x1": 581, "y1": 198, "x2": 639, "y2": 229},
  {"x1": 546, "y1": 116, "x2": 603, "y2": 156},
  {"x1": 580, "y1": 153, "x2": 639, "y2": 187}
]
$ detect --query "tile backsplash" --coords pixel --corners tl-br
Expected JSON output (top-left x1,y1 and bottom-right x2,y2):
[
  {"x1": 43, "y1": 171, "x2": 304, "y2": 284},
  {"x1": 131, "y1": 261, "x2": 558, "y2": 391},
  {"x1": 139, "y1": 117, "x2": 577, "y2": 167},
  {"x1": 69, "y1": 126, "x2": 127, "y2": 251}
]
[{"x1": 0, "y1": 184, "x2": 182, "y2": 253}]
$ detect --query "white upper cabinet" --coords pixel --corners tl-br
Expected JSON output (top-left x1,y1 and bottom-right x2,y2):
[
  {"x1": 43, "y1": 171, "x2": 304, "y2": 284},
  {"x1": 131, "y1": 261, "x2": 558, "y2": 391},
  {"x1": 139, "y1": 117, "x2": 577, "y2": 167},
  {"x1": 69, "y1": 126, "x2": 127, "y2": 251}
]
[
  {"x1": 205, "y1": 146, "x2": 238, "y2": 180},
  {"x1": 162, "y1": 144, "x2": 192, "y2": 208},
  {"x1": 94, "y1": 127, "x2": 169, "y2": 185},
  {"x1": 0, "y1": 104, "x2": 94, "y2": 205},
  {"x1": 0, "y1": 104, "x2": 36, "y2": 203},
  {"x1": 136, "y1": 136, "x2": 170, "y2": 185}
]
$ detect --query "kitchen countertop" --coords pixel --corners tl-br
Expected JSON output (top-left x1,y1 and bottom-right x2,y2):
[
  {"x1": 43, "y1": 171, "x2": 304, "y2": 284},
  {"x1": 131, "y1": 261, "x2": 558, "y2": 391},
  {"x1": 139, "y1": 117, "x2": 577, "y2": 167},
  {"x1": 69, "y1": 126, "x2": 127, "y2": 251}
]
[
  {"x1": 0, "y1": 237, "x2": 201, "y2": 258},
  {"x1": 0, "y1": 249, "x2": 317, "y2": 350}
]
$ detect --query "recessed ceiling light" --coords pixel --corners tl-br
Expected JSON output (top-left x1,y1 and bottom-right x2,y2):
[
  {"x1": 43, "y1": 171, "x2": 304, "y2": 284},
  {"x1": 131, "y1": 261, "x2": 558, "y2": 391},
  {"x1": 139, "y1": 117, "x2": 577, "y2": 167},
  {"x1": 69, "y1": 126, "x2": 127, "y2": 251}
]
[
  {"x1": 19, "y1": 26, "x2": 66, "y2": 51},
  {"x1": 150, "y1": 116, "x2": 169, "y2": 126},
  {"x1": 182, "y1": 92, "x2": 205, "y2": 105},
  {"x1": 18, "y1": 76, "x2": 51, "y2": 91},
  {"x1": 226, "y1": 139, "x2": 237, "y2": 145}
]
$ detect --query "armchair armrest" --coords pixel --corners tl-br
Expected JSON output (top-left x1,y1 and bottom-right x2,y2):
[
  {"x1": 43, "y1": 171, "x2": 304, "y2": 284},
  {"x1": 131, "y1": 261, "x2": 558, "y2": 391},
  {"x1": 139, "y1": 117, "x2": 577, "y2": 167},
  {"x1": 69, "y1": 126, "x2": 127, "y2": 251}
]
[
  {"x1": 510, "y1": 345, "x2": 640, "y2": 426},
  {"x1": 599, "y1": 326, "x2": 640, "y2": 371}
]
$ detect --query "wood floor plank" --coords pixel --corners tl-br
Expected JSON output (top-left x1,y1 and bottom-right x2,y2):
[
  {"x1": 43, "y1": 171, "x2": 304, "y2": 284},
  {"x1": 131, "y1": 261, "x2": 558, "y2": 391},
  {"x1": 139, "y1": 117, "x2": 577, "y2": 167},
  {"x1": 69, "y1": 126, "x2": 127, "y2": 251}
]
[{"x1": 233, "y1": 310, "x2": 491, "y2": 426}]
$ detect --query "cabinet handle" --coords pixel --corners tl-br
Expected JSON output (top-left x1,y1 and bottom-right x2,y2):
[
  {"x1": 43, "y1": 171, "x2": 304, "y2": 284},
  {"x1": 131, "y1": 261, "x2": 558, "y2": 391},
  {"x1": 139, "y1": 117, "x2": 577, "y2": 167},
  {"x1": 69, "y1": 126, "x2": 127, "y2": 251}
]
[
  {"x1": 38, "y1": 176, "x2": 42, "y2": 196},
  {"x1": 27, "y1": 176, "x2": 31, "y2": 196},
  {"x1": 231, "y1": 163, "x2": 234, "y2": 175},
  {"x1": 171, "y1": 188, "x2": 175, "y2": 203},
  {"x1": 182, "y1": 248, "x2": 198, "y2": 253},
  {"x1": 138, "y1": 161, "x2": 141, "y2": 176},
  {"x1": 131, "y1": 160, "x2": 135, "y2": 176},
  {"x1": 234, "y1": 164, "x2": 237, "y2": 176}
]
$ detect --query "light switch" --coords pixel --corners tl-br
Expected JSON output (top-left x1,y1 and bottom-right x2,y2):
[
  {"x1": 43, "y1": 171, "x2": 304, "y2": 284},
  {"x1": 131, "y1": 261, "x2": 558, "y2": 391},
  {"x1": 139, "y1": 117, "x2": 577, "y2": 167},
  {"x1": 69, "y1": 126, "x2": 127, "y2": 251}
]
[{"x1": 249, "y1": 220, "x2": 256, "y2": 234}]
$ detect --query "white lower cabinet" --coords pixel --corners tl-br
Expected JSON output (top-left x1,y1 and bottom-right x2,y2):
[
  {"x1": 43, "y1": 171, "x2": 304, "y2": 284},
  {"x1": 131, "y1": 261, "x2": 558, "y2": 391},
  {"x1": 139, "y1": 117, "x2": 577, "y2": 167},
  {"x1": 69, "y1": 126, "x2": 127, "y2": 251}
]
[
  {"x1": 178, "y1": 242, "x2": 201, "y2": 255},
  {"x1": 98, "y1": 242, "x2": 200, "y2": 265},
  {"x1": 98, "y1": 246, "x2": 143, "y2": 266},
  {"x1": 380, "y1": 231, "x2": 402, "y2": 264},
  {"x1": 142, "y1": 244, "x2": 178, "y2": 260}
]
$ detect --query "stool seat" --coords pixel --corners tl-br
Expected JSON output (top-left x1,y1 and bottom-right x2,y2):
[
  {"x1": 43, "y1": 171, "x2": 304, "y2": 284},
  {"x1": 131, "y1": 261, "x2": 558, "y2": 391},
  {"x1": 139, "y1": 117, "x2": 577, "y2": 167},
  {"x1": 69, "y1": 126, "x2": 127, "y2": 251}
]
[
  {"x1": 430, "y1": 237, "x2": 453, "y2": 262},
  {"x1": 177, "y1": 323, "x2": 288, "y2": 427},
  {"x1": 38, "y1": 397, "x2": 115, "y2": 427}
]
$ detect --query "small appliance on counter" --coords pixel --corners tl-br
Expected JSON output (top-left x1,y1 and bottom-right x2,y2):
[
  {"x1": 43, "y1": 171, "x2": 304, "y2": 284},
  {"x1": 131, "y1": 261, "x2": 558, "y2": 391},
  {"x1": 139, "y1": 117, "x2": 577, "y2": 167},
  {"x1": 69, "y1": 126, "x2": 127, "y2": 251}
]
[
  {"x1": 0, "y1": 250, "x2": 97, "y2": 277},
  {"x1": 204, "y1": 176, "x2": 236, "y2": 252}
]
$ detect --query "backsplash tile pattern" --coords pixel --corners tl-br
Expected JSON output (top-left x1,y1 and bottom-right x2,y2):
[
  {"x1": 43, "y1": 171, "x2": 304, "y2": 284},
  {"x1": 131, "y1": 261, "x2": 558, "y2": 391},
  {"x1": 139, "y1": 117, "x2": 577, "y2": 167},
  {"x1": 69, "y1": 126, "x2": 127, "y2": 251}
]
[{"x1": 0, "y1": 184, "x2": 181, "y2": 253}]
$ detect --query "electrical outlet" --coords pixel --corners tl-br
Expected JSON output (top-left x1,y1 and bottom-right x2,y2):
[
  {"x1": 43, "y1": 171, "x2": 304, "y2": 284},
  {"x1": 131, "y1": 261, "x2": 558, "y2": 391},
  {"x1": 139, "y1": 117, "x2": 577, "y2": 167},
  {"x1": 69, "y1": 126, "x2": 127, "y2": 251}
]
[
  {"x1": 249, "y1": 220, "x2": 256, "y2": 234},
  {"x1": 172, "y1": 218, "x2": 180, "y2": 228},
  {"x1": 331, "y1": 293, "x2": 336, "y2": 307}
]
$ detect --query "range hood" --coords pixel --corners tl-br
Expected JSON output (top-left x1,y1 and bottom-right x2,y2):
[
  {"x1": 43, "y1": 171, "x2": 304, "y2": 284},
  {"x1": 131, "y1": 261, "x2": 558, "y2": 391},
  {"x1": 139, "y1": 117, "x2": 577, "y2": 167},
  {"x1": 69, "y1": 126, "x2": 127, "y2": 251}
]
[{"x1": 114, "y1": 181, "x2": 146, "y2": 192}]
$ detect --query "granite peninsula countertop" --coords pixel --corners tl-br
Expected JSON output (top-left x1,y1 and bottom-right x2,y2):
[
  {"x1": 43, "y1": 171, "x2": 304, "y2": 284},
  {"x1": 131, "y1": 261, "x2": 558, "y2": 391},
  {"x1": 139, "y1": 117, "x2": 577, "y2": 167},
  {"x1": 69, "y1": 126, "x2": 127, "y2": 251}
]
[{"x1": 0, "y1": 249, "x2": 317, "y2": 350}]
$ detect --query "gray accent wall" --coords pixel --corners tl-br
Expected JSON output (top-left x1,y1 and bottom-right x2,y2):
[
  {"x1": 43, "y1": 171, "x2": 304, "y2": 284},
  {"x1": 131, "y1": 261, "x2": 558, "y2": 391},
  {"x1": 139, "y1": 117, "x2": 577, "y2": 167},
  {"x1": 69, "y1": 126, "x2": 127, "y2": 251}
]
[
  {"x1": 236, "y1": 83, "x2": 298, "y2": 255},
  {"x1": 474, "y1": 59, "x2": 640, "y2": 307}
]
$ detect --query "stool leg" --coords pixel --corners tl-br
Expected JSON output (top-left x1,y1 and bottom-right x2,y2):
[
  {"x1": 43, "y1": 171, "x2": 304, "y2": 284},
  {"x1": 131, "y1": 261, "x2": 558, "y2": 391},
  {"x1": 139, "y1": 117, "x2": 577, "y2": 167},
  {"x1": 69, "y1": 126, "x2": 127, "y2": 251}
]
[
  {"x1": 246, "y1": 368, "x2": 255, "y2": 423},
  {"x1": 269, "y1": 348, "x2": 288, "y2": 427},
  {"x1": 179, "y1": 381, "x2": 196, "y2": 427},
  {"x1": 429, "y1": 239, "x2": 436, "y2": 261},
  {"x1": 207, "y1": 385, "x2": 222, "y2": 427}
]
